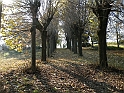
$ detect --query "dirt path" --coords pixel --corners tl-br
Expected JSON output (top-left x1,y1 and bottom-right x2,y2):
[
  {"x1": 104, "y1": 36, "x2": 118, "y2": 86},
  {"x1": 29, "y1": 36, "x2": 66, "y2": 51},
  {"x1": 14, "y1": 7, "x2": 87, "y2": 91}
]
[{"x1": 0, "y1": 49, "x2": 124, "y2": 93}]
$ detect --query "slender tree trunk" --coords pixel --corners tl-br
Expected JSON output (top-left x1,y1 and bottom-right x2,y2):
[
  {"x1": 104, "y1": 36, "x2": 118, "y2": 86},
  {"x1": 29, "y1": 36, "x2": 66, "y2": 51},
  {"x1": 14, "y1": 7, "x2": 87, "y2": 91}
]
[
  {"x1": 54, "y1": 36, "x2": 56, "y2": 50},
  {"x1": 42, "y1": 31, "x2": 47, "y2": 61},
  {"x1": 72, "y1": 36, "x2": 74, "y2": 52},
  {"x1": 67, "y1": 37, "x2": 71, "y2": 50},
  {"x1": 67, "y1": 37, "x2": 69, "y2": 49},
  {"x1": 74, "y1": 36, "x2": 77, "y2": 54},
  {"x1": 116, "y1": 31, "x2": 120, "y2": 48},
  {"x1": 50, "y1": 38, "x2": 52, "y2": 56},
  {"x1": 53, "y1": 36, "x2": 55, "y2": 51},
  {"x1": 69, "y1": 39, "x2": 71, "y2": 50},
  {"x1": 91, "y1": 38, "x2": 94, "y2": 48},
  {"x1": 31, "y1": 24, "x2": 36, "y2": 71},
  {"x1": 29, "y1": 1, "x2": 42, "y2": 72},
  {"x1": 54, "y1": 36, "x2": 57, "y2": 49},
  {"x1": 51, "y1": 37, "x2": 54, "y2": 53},
  {"x1": 47, "y1": 38, "x2": 50, "y2": 57},
  {"x1": 78, "y1": 31, "x2": 83, "y2": 56}
]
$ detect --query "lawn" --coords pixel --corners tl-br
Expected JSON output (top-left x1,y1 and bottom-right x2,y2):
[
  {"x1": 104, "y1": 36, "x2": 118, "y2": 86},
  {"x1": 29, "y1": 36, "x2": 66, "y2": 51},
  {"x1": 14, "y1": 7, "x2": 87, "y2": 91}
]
[
  {"x1": 0, "y1": 48, "x2": 124, "y2": 93},
  {"x1": 89, "y1": 43, "x2": 124, "y2": 70}
]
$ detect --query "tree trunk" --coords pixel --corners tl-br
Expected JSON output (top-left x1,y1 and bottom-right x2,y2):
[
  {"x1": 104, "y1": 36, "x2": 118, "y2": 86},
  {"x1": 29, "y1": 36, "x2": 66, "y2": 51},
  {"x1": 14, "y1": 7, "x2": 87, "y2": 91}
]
[
  {"x1": 31, "y1": 25, "x2": 36, "y2": 71},
  {"x1": 53, "y1": 36, "x2": 55, "y2": 52},
  {"x1": 50, "y1": 38, "x2": 53, "y2": 56},
  {"x1": 91, "y1": 38, "x2": 94, "y2": 48},
  {"x1": 98, "y1": 31, "x2": 108, "y2": 68},
  {"x1": 73, "y1": 36, "x2": 77, "y2": 54},
  {"x1": 92, "y1": 2, "x2": 112, "y2": 68},
  {"x1": 42, "y1": 31, "x2": 47, "y2": 61},
  {"x1": 67, "y1": 37, "x2": 71, "y2": 50},
  {"x1": 72, "y1": 36, "x2": 74, "y2": 52},
  {"x1": 51, "y1": 37, "x2": 54, "y2": 54},
  {"x1": 55, "y1": 36, "x2": 57, "y2": 49},
  {"x1": 78, "y1": 32, "x2": 83, "y2": 56},
  {"x1": 98, "y1": 17, "x2": 109, "y2": 68},
  {"x1": 47, "y1": 38, "x2": 50, "y2": 57},
  {"x1": 116, "y1": 31, "x2": 120, "y2": 48}
]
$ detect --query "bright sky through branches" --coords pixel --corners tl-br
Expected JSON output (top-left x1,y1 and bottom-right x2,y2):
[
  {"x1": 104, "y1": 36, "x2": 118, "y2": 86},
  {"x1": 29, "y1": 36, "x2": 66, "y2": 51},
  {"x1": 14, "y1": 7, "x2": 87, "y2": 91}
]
[{"x1": 3, "y1": 0, "x2": 13, "y2": 5}]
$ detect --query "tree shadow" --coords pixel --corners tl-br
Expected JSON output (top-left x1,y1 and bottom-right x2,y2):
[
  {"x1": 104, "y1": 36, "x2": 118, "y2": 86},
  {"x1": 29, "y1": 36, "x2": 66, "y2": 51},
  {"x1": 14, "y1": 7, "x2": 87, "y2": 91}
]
[
  {"x1": 34, "y1": 71, "x2": 59, "y2": 93},
  {"x1": 0, "y1": 60, "x2": 124, "y2": 93},
  {"x1": 47, "y1": 62, "x2": 124, "y2": 93},
  {"x1": 1, "y1": 48, "x2": 124, "y2": 93},
  {"x1": 0, "y1": 68, "x2": 59, "y2": 93}
]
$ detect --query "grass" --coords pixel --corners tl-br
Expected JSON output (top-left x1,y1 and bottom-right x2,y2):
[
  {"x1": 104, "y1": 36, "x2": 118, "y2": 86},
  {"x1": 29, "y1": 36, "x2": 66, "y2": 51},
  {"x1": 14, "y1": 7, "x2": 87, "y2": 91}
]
[
  {"x1": 107, "y1": 42, "x2": 124, "y2": 49},
  {"x1": 107, "y1": 50, "x2": 124, "y2": 70},
  {"x1": 87, "y1": 43, "x2": 124, "y2": 70},
  {"x1": 92, "y1": 44, "x2": 124, "y2": 50}
]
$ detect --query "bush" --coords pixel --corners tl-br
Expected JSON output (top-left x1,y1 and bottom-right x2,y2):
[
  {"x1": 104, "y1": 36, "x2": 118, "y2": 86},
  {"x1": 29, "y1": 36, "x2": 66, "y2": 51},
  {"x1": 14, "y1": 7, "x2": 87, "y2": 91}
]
[
  {"x1": 120, "y1": 40, "x2": 124, "y2": 44},
  {"x1": 82, "y1": 42, "x2": 91, "y2": 47}
]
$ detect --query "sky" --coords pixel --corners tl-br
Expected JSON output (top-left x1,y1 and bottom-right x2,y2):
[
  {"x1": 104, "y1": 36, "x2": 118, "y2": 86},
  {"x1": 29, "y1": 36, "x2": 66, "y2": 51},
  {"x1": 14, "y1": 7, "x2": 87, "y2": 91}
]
[
  {"x1": 0, "y1": 34, "x2": 5, "y2": 45},
  {"x1": 2, "y1": 0, "x2": 13, "y2": 5}
]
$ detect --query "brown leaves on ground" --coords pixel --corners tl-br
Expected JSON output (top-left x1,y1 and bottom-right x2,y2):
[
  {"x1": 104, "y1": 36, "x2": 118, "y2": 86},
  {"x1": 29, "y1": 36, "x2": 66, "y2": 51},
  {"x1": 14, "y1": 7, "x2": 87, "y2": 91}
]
[{"x1": 0, "y1": 49, "x2": 124, "y2": 93}]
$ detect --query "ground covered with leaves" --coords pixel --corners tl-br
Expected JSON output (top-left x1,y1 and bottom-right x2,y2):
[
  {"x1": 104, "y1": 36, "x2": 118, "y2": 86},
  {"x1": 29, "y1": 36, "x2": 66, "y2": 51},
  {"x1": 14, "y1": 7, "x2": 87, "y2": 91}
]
[{"x1": 0, "y1": 49, "x2": 124, "y2": 93}]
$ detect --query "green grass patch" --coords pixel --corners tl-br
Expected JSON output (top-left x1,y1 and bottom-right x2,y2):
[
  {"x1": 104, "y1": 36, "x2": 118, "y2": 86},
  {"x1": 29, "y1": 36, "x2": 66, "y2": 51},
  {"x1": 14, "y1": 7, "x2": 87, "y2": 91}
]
[
  {"x1": 107, "y1": 46, "x2": 124, "y2": 50},
  {"x1": 91, "y1": 44, "x2": 124, "y2": 50}
]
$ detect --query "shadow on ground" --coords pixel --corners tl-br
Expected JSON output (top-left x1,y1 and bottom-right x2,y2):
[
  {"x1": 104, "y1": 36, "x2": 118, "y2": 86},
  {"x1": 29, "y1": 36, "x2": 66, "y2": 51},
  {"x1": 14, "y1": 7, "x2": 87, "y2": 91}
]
[
  {"x1": 47, "y1": 62, "x2": 124, "y2": 93},
  {"x1": 0, "y1": 49, "x2": 124, "y2": 93}
]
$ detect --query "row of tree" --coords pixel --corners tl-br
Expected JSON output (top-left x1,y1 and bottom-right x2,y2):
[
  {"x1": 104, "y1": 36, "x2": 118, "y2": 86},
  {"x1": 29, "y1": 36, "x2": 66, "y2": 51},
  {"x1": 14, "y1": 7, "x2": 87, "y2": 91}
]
[
  {"x1": 61, "y1": 0, "x2": 124, "y2": 68},
  {"x1": 0, "y1": 0, "x2": 62, "y2": 72},
  {"x1": 0, "y1": 0, "x2": 124, "y2": 72}
]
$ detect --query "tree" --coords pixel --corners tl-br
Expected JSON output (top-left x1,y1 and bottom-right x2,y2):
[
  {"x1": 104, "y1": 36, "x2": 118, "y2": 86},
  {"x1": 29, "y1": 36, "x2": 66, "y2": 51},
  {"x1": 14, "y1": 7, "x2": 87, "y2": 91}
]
[
  {"x1": 28, "y1": 0, "x2": 60, "y2": 63},
  {"x1": 28, "y1": 0, "x2": 41, "y2": 71},
  {"x1": 1, "y1": 0, "x2": 59, "y2": 72},
  {"x1": 40, "y1": 0, "x2": 60, "y2": 61},
  {"x1": 47, "y1": 20, "x2": 58, "y2": 57},
  {"x1": 62, "y1": 0, "x2": 88, "y2": 56},
  {"x1": 0, "y1": 1, "x2": 2, "y2": 28},
  {"x1": 61, "y1": 0, "x2": 78, "y2": 51},
  {"x1": 1, "y1": 2, "x2": 32, "y2": 52},
  {"x1": 107, "y1": 1, "x2": 124, "y2": 48},
  {"x1": 91, "y1": 0, "x2": 113, "y2": 68}
]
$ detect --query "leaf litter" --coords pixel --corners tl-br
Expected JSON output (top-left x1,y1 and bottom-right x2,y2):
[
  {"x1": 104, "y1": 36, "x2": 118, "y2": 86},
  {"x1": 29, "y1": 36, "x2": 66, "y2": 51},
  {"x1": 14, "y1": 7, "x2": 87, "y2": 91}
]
[{"x1": 0, "y1": 49, "x2": 124, "y2": 93}]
